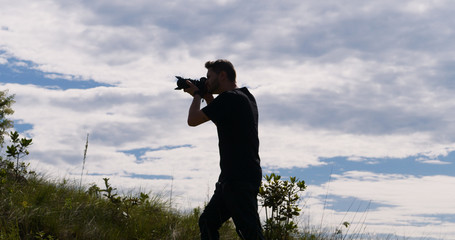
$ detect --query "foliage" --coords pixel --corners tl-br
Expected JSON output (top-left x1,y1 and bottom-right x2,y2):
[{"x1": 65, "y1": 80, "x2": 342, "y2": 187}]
[
  {"x1": 5, "y1": 131, "x2": 34, "y2": 180},
  {"x1": 0, "y1": 174, "x2": 240, "y2": 239},
  {"x1": 0, "y1": 157, "x2": 239, "y2": 240},
  {"x1": 259, "y1": 173, "x2": 307, "y2": 240},
  {"x1": 0, "y1": 90, "x2": 15, "y2": 147},
  {"x1": 1, "y1": 131, "x2": 34, "y2": 185}
]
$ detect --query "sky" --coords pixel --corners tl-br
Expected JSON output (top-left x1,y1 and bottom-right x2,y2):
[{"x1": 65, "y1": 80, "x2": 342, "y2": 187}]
[{"x1": 1, "y1": 0, "x2": 455, "y2": 239}]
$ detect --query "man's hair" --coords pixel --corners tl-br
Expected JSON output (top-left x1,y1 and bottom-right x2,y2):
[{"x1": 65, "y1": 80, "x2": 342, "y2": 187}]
[{"x1": 205, "y1": 59, "x2": 236, "y2": 83}]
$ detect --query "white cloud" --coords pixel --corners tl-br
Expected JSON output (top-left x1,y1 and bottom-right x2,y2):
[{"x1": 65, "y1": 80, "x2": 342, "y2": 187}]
[
  {"x1": 0, "y1": 56, "x2": 8, "y2": 64},
  {"x1": 301, "y1": 171, "x2": 455, "y2": 238},
  {"x1": 416, "y1": 157, "x2": 451, "y2": 165}
]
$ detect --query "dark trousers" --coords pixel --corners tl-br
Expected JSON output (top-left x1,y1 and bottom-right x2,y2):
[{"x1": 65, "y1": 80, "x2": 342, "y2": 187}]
[{"x1": 199, "y1": 181, "x2": 265, "y2": 240}]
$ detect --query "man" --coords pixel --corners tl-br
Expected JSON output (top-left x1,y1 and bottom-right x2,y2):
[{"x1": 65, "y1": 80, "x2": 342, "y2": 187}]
[{"x1": 183, "y1": 60, "x2": 265, "y2": 240}]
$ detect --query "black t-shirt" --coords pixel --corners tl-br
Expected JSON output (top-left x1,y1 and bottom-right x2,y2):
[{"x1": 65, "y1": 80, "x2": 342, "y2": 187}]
[{"x1": 202, "y1": 87, "x2": 262, "y2": 184}]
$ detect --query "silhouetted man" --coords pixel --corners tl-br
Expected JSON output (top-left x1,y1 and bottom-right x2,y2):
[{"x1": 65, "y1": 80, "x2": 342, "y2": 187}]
[{"x1": 183, "y1": 60, "x2": 265, "y2": 240}]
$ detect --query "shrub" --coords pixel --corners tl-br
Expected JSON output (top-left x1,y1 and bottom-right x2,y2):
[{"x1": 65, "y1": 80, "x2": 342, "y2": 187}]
[{"x1": 259, "y1": 173, "x2": 307, "y2": 240}]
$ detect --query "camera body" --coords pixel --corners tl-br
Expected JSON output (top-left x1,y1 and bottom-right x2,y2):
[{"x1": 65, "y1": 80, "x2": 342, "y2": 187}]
[{"x1": 174, "y1": 76, "x2": 208, "y2": 95}]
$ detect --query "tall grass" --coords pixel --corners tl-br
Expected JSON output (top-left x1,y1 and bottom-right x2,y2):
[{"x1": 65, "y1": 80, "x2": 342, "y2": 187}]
[
  {"x1": 0, "y1": 161, "x2": 409, "y2": 239},
  {"x1": 0, "y1": 171, "x2": 408, "y2": 240},
  {"x1": 0, "y1": 172, "x2": 239, "y2": 240}
]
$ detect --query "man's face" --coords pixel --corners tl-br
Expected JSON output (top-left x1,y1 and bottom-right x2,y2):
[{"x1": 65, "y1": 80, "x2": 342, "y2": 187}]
[{"x1": 206, "y1": 69, "x2": 220, "y2": 94}]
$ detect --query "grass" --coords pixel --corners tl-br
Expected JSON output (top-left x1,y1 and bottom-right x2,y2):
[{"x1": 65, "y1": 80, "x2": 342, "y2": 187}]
[
  {"x1": 0, "y1": 171, "x2": 239, "y2": 240},
  {"x1": 0, "y1": 161, "x2": 407, "y2": 240},
  {"x1": 0, "y1": 171, "x2": 409, "y2": 240}
]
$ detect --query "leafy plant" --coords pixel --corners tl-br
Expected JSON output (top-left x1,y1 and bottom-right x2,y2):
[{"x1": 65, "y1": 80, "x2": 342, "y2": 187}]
[
  {"x1": 99, "y1": 177, "x2": 121, "y2": 204},
  {"x1": 86, "y1": 183, "x2": 101, "y2": 198},
  {"x1": 6, "y1": 131, "x2": 33, "y2": 179},
  {"x1": 1, "y1": 131, "x2": 34, "y2": 182},
  {"x1": 90, "y1": 178, "x2": 153, "y2": 219},
  {"x1": 259, "y1": 173, "x2": 307, "y2": 239},
  {"x1": 0, "y1": 90, "x2": 15, "y2": 147}
]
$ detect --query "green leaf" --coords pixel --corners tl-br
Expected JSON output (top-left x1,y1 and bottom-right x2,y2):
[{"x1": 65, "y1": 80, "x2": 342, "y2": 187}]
[
  {"x1": 20, "y1": 138, "x2": 33, "y2": 147},
  {"x1": 6, "y1": 145, "x2": 17, "y2": 157},
  {"x1": 290, "y1": 176, "x2": 296, "y2": 183},
  {"x1": 9, "y1": 131, "x2": 19, "y2": 142}
]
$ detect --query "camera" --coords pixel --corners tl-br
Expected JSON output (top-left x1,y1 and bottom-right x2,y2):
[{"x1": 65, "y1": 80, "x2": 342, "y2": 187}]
[{"x1": 174, "y1": 76, "x2": 207, "y2": 95}]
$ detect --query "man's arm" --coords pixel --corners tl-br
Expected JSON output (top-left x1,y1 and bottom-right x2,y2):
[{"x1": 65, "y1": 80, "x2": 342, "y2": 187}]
[
  {"x1": 187, "y1": 95, "x2": 209, "y2": 126},
  {"x1": 184, "y1": 80, "x2": 211, "y2": 126}
]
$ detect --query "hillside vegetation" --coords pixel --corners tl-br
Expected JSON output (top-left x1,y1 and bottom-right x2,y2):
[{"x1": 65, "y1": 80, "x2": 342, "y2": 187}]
[{"x1": 0, "y1": 164, "x2": 240, "y2": 239}]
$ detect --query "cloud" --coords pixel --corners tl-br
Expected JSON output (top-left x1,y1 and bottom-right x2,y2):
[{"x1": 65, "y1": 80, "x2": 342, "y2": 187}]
[
  {"x1": 300, "y1": 171, "x2": 455, "y2": 238},
  {"x1": 416, "y1": 157, "x2": 451, "y2": 165},
  {"x1": 2, "y1": 1, "x2": 455, "y2": 238}
]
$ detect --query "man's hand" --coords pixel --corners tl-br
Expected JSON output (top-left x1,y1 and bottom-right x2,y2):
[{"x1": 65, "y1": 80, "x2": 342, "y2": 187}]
[
  {"x1": 183, "y1": 80, "x2": 199, "y2": 97},
  {"x1": 183, "y1": 80, "x2": 214, "y2": 103}
]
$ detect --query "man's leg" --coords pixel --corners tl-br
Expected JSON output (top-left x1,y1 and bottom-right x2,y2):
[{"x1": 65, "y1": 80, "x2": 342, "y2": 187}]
[
  {"x1": 222, "y1": 182, "x2": 265, "y2": 240},
  {"x1": 199, "y1": 183, "x2": 231, "y2": 240}
]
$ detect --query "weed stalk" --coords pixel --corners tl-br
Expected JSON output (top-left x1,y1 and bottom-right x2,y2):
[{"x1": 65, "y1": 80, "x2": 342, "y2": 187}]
[{"x1": 80, "y1": 133, "x2": 89, "y2": 189}]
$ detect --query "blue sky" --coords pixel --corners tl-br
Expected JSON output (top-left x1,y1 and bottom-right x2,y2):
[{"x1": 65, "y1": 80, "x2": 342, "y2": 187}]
[{"x1": 1, "y1": 1, "x2": 455, "y2": 239}]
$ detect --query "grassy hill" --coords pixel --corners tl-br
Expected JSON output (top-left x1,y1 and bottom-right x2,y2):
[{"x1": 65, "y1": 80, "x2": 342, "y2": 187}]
[{"x1": 0, "y1": 170, "x2": 239, "y2": 240}]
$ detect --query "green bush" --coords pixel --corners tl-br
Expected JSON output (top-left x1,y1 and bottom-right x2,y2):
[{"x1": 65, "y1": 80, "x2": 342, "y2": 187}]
[{"x1": 259, "y1": 173, "x2": 307, "y2": 239}]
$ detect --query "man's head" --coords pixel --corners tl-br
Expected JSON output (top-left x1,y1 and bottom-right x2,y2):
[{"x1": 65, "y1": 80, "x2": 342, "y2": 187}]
[
  {"x1": 205, "y1": 59, "x2": 236, "y2": 83},
  {"x1": 205, "y1": 59, "x2": 237, "y2": 94}
]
